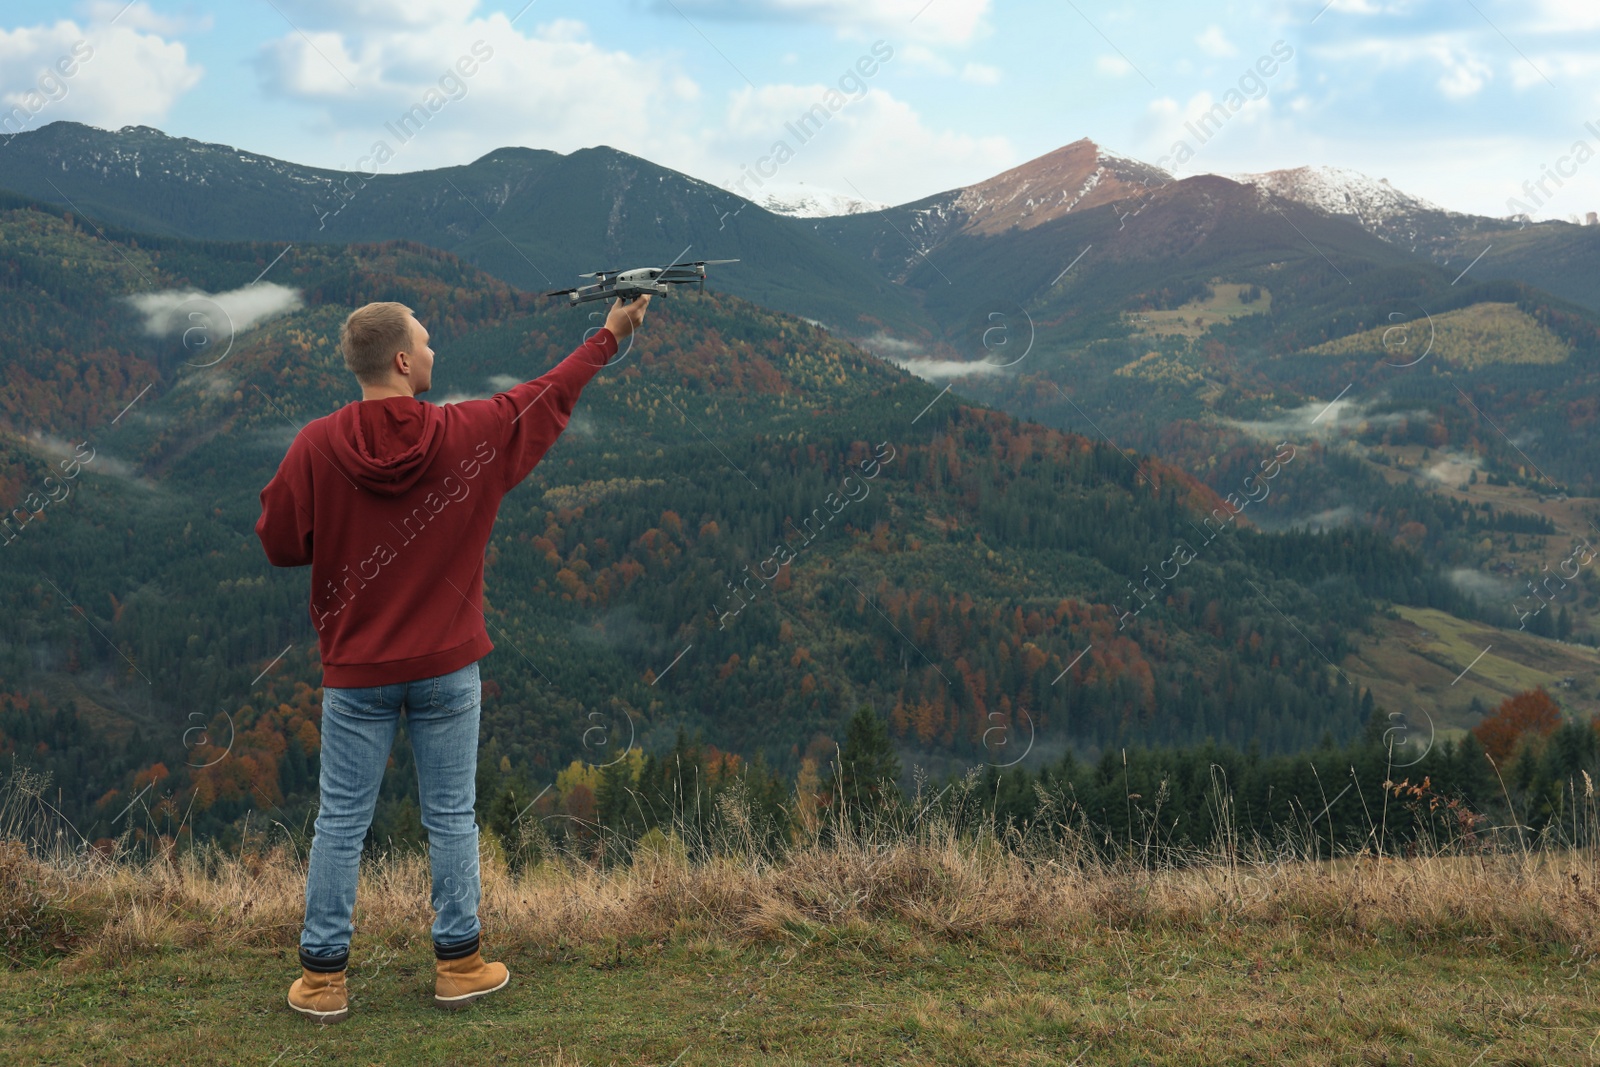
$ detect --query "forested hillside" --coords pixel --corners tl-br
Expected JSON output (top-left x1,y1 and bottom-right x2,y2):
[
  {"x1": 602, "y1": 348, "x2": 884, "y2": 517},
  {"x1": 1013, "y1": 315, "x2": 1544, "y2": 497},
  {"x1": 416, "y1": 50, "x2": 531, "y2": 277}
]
[
  {"x1": 11, "y1": 124, "x2": 1600, "y2": 603},
  {"x1": 0, "y1": 194, "x2": 1489, "y2": 852},
  {"x1": 0, "y1": 122, "x2": 930, "y2": 336}
]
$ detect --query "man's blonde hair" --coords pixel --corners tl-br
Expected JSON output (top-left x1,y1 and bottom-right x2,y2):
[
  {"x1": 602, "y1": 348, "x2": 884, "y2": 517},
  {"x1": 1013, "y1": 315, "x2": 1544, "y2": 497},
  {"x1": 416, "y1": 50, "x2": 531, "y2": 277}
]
[{"x1": 341, "y1": 302, "x2": 415, "y2": 384}]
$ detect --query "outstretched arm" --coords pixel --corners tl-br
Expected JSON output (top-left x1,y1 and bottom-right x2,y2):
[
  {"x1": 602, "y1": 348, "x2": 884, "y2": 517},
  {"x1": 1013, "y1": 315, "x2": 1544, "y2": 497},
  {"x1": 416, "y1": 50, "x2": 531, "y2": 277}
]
[{"x1": 490, "y1": 295, "x2": 652, "y2": 490}]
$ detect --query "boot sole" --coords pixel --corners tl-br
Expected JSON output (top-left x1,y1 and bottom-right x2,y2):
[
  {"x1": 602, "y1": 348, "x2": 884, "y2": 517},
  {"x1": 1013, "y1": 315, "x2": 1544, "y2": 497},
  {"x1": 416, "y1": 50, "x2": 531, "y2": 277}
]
[
  {"x1": 433, "y1": 971, "x2": 510, "y2": 1010},
  {"x1": 287, "y1": 996, "x2": 348, "y2": 1024}
]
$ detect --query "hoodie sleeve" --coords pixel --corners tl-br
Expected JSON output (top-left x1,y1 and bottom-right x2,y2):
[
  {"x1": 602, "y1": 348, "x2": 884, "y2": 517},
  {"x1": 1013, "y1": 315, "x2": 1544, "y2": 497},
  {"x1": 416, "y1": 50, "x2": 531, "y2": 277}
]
[
  {"x1": 476, "y1": 328, "x2": 620, "y2": 492},
  {"x1": 256, "y1": 433, "x2": 316, "y2": 568}
]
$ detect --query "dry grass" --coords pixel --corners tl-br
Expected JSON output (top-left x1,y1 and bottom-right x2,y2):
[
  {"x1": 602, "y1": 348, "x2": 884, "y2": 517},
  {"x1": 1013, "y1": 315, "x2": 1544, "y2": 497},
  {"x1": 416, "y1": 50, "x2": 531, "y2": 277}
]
[
  {"x1": 12, "y1": 761, "x2": 1600, "y2": 1064},
  {"x1": 7, "y1": 758, "x2": 1600, "y2": 981},
  {"x1": 1306, "y1": 300, "x2": 1572, "y2": 367},
  {"x1": 6, "y1": 819, "x2": 1600, "y2": 977}
]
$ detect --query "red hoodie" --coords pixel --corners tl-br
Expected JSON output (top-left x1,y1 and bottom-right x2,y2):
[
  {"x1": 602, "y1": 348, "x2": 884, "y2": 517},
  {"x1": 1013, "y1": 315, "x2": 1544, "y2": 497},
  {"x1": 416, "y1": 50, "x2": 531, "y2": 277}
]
[{"x1": 256, "y1": 328, "x2": 619, "y2": 687}]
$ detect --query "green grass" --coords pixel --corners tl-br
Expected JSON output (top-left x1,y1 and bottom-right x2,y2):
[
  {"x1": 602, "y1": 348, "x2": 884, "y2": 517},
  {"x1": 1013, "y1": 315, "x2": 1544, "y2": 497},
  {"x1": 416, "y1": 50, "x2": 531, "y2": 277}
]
[
  {"x1": 1336, "y1": 604, "x2": 1600, "y2": 735},
  {"x1": 1305, "y1": 301, "x2": 1572, "y2": 367},
  {"x1": 1125, "y1": 282, "x2": 1273, "y2": 340},
  {"x1": 6, "y1": 920, "x2": 1600, "y2": 1065}
]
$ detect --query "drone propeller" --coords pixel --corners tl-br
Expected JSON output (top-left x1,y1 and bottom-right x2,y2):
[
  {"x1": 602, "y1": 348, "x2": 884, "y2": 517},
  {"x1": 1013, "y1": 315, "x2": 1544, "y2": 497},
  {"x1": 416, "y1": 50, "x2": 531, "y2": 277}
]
[
  {"x1": 659, "y1": 257, "x2": 740, "y2": 273},
  {"x1": 685, "y1": 258, "x2": 739, "y2": 270},
  {"x1": 659, "y1": 260, "x2": 739, "y2": 291}
]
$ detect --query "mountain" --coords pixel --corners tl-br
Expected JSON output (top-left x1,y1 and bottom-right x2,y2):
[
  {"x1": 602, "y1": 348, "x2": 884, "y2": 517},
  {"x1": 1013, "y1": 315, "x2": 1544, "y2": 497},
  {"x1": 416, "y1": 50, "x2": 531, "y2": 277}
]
[
  {"x1": 0, "y1": 122, "x2": 931, "y2": 337},
  {"x1": 807, "y1": 143, "x2": 1447, "y2": 334},
  {"x1": 938, "y1": 139, "x2": 1173, "y2": 231},
  {"x1": 802, "y1": 138, "x2": 1169, "y2": 296},
  {"x1": 804, "y1": 141, "x2": 1600, "y2": 497},
  {"x1": 754, "y1": 184, "x2": 886, "y2": 218},
  {"x1": 1229, "y1": 165, "x2": 1471, "y2": 250},
  {"x1": 8, "y1": 124, "x2": 1600, "y2": 696},
  {"x1": 804, "y1": 143, "x2": 1600, "y2": 682},
  {"x1": 1230, "y1": 165, "x2": 1600, "y2": 314},
  {"x1": 895, "y1": 137, "x2": 1169, "y2": 242},
  {"x1": 0, "y1": 192, "x2": 1502, "y2": 850}
]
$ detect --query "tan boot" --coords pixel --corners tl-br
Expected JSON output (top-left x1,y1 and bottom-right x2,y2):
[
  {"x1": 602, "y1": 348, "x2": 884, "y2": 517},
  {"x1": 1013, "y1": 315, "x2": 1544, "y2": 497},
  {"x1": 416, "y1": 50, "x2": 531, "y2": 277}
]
[
  {"x1": 434, "y1": 936, "x2": 510, "y2": 1010},
  {"x1": 287, "y1": 966, "x2": 349, "y2": 1023}
]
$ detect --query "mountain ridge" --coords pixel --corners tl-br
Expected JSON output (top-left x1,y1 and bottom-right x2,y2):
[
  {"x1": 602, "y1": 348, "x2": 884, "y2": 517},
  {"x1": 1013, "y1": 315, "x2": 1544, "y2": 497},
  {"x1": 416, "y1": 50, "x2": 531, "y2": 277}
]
[
  {"x1": 11, "y1": 120, "x2": 1600, "y2": 321},
  {"x1": 0, "y1": 193, "x2": 1494, "y2": 849},
  {"x1": 0, "y1": 121, "x2": 931, "y2": 337}
]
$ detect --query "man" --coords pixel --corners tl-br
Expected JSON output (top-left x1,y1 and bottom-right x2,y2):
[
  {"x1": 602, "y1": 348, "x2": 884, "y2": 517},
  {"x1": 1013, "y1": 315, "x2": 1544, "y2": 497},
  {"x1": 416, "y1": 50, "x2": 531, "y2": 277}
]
[{"x1": 256, "y1": 294, "x2": 650, "y2": 1022}]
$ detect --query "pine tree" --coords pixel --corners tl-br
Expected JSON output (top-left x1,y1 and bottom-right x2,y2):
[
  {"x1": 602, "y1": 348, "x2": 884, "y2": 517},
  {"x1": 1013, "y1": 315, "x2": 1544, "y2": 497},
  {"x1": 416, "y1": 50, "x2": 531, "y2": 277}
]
[
  {"x1": 825, "y1": 704, "x2": 902, "y2": 826},
  {"x1": 595, "y1": 756, "x2": 636, "y2": 835}
]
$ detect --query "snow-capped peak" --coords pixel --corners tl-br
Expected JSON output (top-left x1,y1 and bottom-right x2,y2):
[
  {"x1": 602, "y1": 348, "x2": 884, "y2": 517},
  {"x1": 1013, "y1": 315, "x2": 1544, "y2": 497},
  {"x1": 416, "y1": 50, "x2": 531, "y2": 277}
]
[
  {"x1": 1229, "y1": 165, "x2": 1452, "y2": 226},
  {"x1": 756, "y1": 184, "x2": 887, "y2": 218}
]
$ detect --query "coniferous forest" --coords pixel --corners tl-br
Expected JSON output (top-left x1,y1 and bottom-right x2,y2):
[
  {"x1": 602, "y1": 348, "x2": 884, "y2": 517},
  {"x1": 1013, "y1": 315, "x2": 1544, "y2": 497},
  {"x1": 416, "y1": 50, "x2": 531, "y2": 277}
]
[{"x1": 0, "y1": 183, "x2": 1596, "y2": 866}]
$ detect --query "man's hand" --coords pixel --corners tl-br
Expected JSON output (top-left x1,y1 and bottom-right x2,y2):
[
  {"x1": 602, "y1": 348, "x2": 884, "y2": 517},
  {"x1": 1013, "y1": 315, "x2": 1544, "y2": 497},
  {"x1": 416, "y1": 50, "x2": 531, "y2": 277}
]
[{"x1": 605, "y1": 294, "x2": 650, "y2": 340}]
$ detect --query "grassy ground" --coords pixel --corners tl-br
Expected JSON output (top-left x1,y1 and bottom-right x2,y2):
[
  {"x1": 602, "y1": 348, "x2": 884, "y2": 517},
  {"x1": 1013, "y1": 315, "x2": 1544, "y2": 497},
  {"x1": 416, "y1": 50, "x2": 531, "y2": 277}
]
[
  {"x1": 1339, "y1": 604, "x2": 1600, "y2": 736},
  {"x1": 6, "y1": 915, "x2": 1599, "y2": 1065},
  {"x1": 1125, "y1": 282, "x2": 1273, "y2": 340},
  {"x1": 1306, "y1": 301, "x2": 1571, "y2": 368},
  {"x1": 7, "y1": 827, "x2": 1600, "y2": 1065}
]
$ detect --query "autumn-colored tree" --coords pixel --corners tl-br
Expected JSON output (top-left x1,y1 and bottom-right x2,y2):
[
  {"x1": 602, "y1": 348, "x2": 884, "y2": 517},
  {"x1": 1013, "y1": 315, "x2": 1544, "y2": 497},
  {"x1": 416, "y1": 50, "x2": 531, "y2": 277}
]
[
  {"x1": 565, "y1": 783, "x2": 597, "y2": 826},
  {"x1": 1472, "y1": 687, "x2": 1562, "y2": 762},
  {"x1": 132, "y1": 762, "x2": 169, "y2": 790}
]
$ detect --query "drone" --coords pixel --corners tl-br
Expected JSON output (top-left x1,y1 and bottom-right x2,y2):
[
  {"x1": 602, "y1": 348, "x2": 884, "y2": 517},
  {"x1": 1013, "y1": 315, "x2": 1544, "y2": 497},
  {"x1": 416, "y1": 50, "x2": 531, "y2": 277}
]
[{"x1": 541, "y1": 259, "x2": 739, "y2": 306}]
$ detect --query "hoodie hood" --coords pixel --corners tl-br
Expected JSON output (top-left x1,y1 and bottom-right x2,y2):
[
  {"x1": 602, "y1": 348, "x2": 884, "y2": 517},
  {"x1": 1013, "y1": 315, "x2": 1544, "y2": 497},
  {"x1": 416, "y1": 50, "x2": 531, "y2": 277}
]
[{"x1": 326, "y1": 397, "x2": 447, "y2": 496}]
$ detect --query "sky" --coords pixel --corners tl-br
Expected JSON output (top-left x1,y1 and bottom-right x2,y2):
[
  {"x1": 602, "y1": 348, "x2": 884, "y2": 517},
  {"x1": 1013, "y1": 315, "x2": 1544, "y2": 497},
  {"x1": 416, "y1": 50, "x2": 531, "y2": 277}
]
[{"x1": 0, "y1": 0, "x2": 1597, "y2": 220}]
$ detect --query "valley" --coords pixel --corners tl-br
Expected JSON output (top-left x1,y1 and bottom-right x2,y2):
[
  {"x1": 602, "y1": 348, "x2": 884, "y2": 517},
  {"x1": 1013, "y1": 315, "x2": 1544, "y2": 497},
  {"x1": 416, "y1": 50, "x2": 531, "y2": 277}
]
[{"x1": 1, "y1": 122, "x2": 1598, "y2": 855}]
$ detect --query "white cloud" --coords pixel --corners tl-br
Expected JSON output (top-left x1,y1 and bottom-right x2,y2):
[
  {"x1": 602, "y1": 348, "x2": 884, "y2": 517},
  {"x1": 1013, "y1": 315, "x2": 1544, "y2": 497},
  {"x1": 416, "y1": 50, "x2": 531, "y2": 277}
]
[
  {"x1": 898, "y1": 43, "x2": 955, "y2": 75},
  {"x1": 0, "y1": 15, "x2": 202, "y2": 130},
  {"x1": 1196, "y1": 26, "x2": 1237, "y2": 59},
  {"x1": 857, "y1": 333, "x2": 1013, "y2": 378},
  {"x1": 659, "y1": 0, "x2": 993, "y2": 45},
  {"x1": 1313, "y1": 0, "x2": 1419, "y2": 14},
  {"x1": 248, "y1": 5, "x2": 1003, "y2": 207},
  {"x1": 1422, "y1": 450, "x2": 1482, "y2": 485},
  {"x1": 1096, "y1": 54, "x2": 1133, "y2": 77},
  {"x1": 1507, "y1": 49, "x2": 1590, "y2": 90},
  {"x1": 81, "y1": 1, "x2": 211, "y2": 35},
  {"x1": 960, "y1": 62, "x2": 1000, "y2": 85},
  {"x1": 1228, "y1": 397, "x2": 1432, "y2": 445},
  {"x1": 28, "y1": 433, "x2": 147, "y2": 484},
  {"x1": 256, "y1": 14, "x2": 699, "y2": 171},
  {"x1": 1431, "y1": 45, "x2": 1492, "y2": 98},
  {"x1": 711, "y1": 83, "x2": 1012, "y2": 204},
  {"x1": 1446, "y1": 566, "x2": 1518, "y2": 603},
  {"x1": 1530, "y1": 0, "x2": 1600, "y2": 32},
  {"x1": 127, "y1": 283, "x2": 304, "y2": 337},
  {"x1": 858, "y1": 332, "x2": 921, "y2": 357},
  {"x1": 1312, "y1": 34, "x2": 1495, "y2": 100},
  {"x1": 895, "y1": 359, "x2": 1002, "y2": 379},
  {"x1": 258, "y1": 30, "x2": 367, "y2": 95},
  {"x1": 259, "y1": 0, "x2": 476, "y2": 29},
  {"x1": 1145, "y1": 96, "x2": 1179, "y2": 118},
  {"x1": 1152, "y1": 89, "x2": 1278, "y2": 151}
]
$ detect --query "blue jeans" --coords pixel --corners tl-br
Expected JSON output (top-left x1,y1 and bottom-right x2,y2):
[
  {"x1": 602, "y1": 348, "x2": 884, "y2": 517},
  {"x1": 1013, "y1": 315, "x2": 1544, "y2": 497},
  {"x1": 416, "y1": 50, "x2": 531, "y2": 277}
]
[{"x1": 298, "y1": 661, "x2": 483, "y2": 967}]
